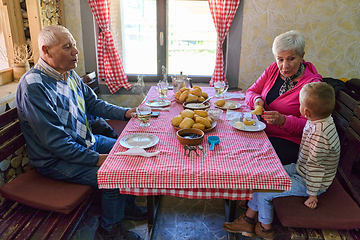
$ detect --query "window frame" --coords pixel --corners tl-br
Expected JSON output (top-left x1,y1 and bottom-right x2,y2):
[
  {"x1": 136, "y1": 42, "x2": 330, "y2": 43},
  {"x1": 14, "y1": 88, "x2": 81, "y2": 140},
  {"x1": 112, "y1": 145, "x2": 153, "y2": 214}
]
[{"x1": 126, "y1": 0, "x2": 215, "y2": 84}]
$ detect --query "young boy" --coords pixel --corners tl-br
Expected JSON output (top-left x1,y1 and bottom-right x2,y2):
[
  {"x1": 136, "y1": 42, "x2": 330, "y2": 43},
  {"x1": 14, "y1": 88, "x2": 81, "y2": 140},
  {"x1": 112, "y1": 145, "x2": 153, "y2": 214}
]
[{"x1": 223, "y1": 82, "x2": 340, "y2": 239}]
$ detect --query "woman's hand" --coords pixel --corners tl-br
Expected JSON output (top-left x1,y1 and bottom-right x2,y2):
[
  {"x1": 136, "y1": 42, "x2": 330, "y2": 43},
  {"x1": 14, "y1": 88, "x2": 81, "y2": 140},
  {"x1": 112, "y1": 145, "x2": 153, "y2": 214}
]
[
  {"x1": 304, "y1": 195, "x2": 318, "y2": 209},
  {"x1": 262, "y1": 111, "x2": 286, "y2": 126},
  {"x1": 254, "y1": 98, "x2": 264, "y2": 109}
]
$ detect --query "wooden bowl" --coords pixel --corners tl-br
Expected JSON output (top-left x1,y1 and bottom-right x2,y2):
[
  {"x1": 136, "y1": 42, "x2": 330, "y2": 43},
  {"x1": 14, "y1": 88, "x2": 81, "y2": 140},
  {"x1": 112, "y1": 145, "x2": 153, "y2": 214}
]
[
  {"x1": 183, "y1": 100, "x2": 211, "y2": 110},
  {"x1": 176, "y1": 128, "x2": 204, "y2": 146}
]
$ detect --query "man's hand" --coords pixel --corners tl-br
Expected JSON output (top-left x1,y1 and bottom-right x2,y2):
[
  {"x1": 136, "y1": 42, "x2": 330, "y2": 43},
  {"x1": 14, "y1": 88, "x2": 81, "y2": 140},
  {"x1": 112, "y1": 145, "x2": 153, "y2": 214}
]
[
  {"x1": 304, "y1": 195, "x2": 318, "y2": 209},
  {"x1": 125, "y1": 108, "x2": 137, "y2": 119},
  {"x1": 96, "y1": 154, "x2": 108, "y2": 166}
]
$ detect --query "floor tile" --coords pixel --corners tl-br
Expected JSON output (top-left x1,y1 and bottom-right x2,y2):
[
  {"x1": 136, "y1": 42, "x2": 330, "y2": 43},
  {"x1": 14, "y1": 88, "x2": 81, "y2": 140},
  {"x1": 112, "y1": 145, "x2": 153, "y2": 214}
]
[{"x1": 74, "y1": 196, "x2": 292, "y2": 240}]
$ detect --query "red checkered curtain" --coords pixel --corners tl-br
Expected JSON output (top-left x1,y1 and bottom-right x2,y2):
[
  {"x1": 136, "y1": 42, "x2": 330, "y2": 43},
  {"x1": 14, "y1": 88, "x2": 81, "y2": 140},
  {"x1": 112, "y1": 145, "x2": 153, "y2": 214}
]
[
  {"x1": 88, "y1": 0, "x2": 131, "y2": 93},
  {"x1": 208, "y1": 0, "x2": 240, "y2": 86}
]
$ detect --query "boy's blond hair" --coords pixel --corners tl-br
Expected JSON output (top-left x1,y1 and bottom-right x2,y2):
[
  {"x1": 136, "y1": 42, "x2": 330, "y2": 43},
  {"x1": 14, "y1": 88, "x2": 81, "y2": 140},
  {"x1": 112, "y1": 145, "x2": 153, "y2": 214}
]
[{"x1": 300, "y1": 82, "x2": 335, "y2": 119}]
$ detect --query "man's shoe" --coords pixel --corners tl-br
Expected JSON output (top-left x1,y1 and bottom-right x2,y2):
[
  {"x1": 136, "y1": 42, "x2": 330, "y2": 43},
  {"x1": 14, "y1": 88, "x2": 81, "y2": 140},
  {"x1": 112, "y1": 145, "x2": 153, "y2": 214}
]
[
  {"x1": 223, "y1": 213, "x2": 256, "y2": 237},
  {"x1": 123, "y1": 205, "x2": 148, "y2": 221},
  {"x1": 254, "y1": 222, "x2": 274, "y2": 240},
  {"x1": 96, "y1": 221, "x2": 143, "y2": 240}
]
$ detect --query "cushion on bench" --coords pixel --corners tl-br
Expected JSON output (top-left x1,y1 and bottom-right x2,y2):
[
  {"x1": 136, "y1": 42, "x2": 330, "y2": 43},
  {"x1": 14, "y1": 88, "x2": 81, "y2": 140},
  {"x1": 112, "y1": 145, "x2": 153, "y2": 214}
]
[
  {"x1": 0, "y1": 169, "x2": 94, "y2": 214},
  {"x1": 273, "y1": 178, "x2": 360, "y2": 229}
]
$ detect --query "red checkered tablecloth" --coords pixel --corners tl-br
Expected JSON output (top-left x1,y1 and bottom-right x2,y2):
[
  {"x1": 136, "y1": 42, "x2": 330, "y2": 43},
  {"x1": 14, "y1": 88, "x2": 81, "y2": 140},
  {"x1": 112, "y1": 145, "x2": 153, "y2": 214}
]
[{"x1": 97, "y1": 87, "x2": 292, "y2": 200}]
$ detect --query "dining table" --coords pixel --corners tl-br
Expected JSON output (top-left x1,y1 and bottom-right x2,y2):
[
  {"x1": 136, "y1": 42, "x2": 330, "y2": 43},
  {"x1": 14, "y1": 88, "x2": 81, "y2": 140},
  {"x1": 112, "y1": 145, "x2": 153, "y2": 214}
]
[{"x1": 97, "y1": 86, "x2": 292, "y2": 239}]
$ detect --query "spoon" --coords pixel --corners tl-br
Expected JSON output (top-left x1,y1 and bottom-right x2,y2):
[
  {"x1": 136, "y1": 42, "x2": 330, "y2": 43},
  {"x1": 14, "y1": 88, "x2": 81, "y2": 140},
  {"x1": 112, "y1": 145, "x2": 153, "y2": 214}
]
[
  {"x1": 188, "y1": 146, "x2": 200, "y2": 157},
  {"x1": 201, "y1": 96, "x2": 213, "y2": 104},
  {"x1": 198, "y1": 145, "x2": 207, "y2": 156},
  {"x1": 183, "y1": 145, "x2": 188, "y2": 156}
]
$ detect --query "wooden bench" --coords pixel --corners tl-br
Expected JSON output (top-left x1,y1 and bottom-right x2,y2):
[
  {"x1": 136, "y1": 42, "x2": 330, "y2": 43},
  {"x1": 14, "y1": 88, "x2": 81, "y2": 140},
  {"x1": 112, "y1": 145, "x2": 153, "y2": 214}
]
[
  {"x1": 273, "y1": 86, "x2": 360, "y2": 239},
  {"x1": 81, "y1": 71, "x2": 99, "y2": 94},
  {"x1": 0, "y1": 105, "x2": 95, "y2": 239}
]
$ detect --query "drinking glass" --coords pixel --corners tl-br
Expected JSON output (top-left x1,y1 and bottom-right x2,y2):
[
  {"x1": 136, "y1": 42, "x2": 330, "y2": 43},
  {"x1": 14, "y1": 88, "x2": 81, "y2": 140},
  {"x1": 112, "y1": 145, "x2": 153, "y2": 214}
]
[
  {"x1": 214, "y1": 81, "x2": 229, "y2": 97},
  {"x1": 157, "y1": 81, "x2": 169, "y2": 99},
  {"x1": 131, "y1": 106, "x2": 152, "y2": 127}
]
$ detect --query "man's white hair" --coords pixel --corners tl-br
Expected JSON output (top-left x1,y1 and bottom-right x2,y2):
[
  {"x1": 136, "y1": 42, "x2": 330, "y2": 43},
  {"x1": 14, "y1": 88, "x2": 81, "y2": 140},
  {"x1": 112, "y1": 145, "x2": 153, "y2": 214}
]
[{"x1": 38, "y1": 25, "x2": 71, "y2": 51}]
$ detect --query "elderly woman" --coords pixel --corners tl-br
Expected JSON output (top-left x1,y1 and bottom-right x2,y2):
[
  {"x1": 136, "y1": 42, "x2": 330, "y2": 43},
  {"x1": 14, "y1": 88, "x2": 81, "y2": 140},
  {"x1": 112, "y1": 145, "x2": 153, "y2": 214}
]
[{"x1": 246, "y1": 30, "x2": 322, "y2": 165}]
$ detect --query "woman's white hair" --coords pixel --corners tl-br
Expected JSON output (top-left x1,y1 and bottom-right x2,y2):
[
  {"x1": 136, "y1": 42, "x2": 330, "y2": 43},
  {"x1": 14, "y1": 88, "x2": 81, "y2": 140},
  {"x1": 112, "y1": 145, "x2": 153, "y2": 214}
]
[
  {"x1": 38, "y1": 25, "x2": 71, "y2": 50},
  {"x1": 272, "y1": 30, "x2": 305, "y2": 57}
]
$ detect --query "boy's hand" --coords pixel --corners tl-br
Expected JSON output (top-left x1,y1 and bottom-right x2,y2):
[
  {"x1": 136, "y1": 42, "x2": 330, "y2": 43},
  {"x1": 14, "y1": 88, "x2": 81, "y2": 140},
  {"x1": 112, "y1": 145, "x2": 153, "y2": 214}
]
[{"x1": 304, "y1": 195, "x2": 318, "y2": 209}]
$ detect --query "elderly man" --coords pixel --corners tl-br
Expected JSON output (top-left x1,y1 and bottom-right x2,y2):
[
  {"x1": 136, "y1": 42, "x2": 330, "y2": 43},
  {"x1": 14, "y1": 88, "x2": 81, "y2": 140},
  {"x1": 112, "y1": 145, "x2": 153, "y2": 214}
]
[{"x1": 16, "y1": 25, "x2": 144, "y2": 240}]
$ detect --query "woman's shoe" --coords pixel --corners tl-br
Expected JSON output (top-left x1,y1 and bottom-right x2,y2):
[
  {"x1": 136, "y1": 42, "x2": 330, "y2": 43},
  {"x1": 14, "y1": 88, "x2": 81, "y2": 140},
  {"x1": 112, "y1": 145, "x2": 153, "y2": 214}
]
[{"x1": 223, "y1": 213, "x2": 256, "y2": 237}]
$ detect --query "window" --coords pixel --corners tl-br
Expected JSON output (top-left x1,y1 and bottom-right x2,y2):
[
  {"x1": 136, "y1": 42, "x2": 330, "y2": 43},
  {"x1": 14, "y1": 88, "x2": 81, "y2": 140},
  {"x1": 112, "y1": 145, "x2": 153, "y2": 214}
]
[
  {"x1": 116, "y1": 0, "x2": 217, "y2": 82},
  {"x1": 0, "y1": 5, "x2": 10, "y2": 70}
]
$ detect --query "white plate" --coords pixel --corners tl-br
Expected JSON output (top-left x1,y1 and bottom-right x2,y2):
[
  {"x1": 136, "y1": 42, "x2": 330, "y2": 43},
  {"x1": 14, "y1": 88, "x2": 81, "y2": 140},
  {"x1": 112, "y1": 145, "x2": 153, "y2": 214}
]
[
  {"x1": 145, "y1": 99, "x2": 171, "y2": 107},
  {"x1": 230, "y1": 119, "x2": 266, "y2": 132},
  {"x1": 120, "y1": 133, "x2": 159, "y2": 148},
  {"x1": 214, "y1": 100, "x2": 241, "y2": 110}
]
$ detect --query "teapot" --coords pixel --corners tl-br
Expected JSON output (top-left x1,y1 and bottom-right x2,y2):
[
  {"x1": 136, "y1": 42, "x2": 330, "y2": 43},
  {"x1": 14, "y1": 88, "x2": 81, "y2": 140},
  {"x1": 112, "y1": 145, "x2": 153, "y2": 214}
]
[{"x1": 171, "y1": 72, "x2": 192, "y2": 92}]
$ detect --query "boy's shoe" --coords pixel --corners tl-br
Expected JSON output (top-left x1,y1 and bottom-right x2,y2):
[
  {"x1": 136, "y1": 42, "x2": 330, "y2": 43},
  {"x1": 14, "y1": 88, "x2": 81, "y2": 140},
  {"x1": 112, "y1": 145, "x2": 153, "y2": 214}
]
[
  {"x1": 123, "y1": 205, "x2": 148, "y2": 221},
  {"x1": 222, "y1": 213, "x2": 256, "y2": 237},
  {"x1": 254, "y1": 222, "x2": 274, "y2": 240},
  {"x1": 96, "y1": 221, "x2": 143, "y2": 240}
]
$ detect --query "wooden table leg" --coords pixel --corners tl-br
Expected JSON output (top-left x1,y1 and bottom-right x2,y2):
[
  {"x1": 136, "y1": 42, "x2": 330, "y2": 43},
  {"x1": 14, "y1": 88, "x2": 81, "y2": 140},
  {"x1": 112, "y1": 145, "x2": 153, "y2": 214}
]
[
  {"x1": 224, "y1": 199, "x2": 237, "y2": 240},
  {"x1": 146, "y1": 195, "x2": 161, "y2": 240},
  {"x1": 224, "y1": 199, "x2": 237, "y2": 221}
]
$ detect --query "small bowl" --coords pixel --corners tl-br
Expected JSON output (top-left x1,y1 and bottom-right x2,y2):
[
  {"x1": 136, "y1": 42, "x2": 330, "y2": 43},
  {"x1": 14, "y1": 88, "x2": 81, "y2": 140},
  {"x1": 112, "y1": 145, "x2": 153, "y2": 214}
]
[
  {"x1": 206, "y1": 108, "x2": 223, "y2": 121},
  {"x1": 176, "y1": 128, "x2": 204, "y2": 146},
  {"x1": 183, "y1": 101, "x2": 211, "y2": 110}
]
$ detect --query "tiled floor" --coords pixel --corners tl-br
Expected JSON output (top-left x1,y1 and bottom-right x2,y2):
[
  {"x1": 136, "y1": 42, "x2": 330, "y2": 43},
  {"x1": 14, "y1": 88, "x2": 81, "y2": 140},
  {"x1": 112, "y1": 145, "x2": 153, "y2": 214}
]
[{"x1": 72, "y1": 195, "x2": 292, "y2": 240}]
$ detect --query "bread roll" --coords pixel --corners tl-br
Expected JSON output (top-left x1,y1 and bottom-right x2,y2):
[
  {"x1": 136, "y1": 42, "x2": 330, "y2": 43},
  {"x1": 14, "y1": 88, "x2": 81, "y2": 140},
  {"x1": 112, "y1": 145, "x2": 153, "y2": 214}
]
[
  {"x1": 195, "y1": 116, "x2": 211, "y2": 128},
  {"x1": 179, "y1": 117, "x2": 194, "y2": 129},
  {"x1": 180, "y1": 87, "x2": 190, "y2": 93},
  {"x1": 185, "y1": 94, "x2": 198, "y2": 102},
  {"x1": 216, "y1": 99, "x2": 225, "y2": 107},
  {"x1": 190, "y1": 88, "x2": 202, "y2": 96},
  {"x1": 181, "y1": 109, "x2": 195, "y2": 119},
  {"x1": 251, "y1": 105, "x2": 263, "y2": 115},
  {"x1": 192, "y1": 123, "x2": 205, "y2": 130},
  {"x1": 194, "y1": 110, "x2": 208, "y2": 117},
  {"x1": 171, "y1": 115, "x2": 183, "y2": 126},
  {"x1": 198, "y1": 96, "x2": 205, "y2": 102},
  {"x1": 201, "y1": 92, "x2": 208, "y2": 98},
  {"x1": 175, "y1": 91, "x2": 182, "y2": 100},
  {"x1": 179, "y1": 90, "x2": 189, "y2": 102},
  {"x1": 243, "y1": 118, "x2": 254, "y2": 126}
]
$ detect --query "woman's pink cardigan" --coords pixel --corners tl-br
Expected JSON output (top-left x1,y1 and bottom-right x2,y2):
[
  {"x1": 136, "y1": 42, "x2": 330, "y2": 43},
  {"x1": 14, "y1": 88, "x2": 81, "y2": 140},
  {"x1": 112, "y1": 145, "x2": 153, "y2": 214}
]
[{"x1": 245, "y1": 61, "x2": 322, "y2": 145}]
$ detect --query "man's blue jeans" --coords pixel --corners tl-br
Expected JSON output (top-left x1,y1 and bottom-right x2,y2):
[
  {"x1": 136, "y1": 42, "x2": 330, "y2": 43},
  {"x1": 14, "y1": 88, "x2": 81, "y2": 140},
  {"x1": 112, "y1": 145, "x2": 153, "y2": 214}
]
[
  {"x1": 248, "y1": 163, "x2": 326, "y2": 225},
  {"x1": 37, "y1": 135, "x2": 134, "y2": 231}
]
